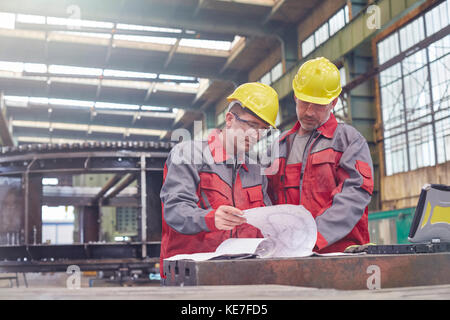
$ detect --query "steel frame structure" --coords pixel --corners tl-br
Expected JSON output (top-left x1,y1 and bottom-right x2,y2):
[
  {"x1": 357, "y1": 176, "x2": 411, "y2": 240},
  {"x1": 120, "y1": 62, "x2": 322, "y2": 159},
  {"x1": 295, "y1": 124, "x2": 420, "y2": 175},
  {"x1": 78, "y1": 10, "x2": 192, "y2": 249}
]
[{"x1": 0, "y1": 141, "x2": 172, "y2": 274}]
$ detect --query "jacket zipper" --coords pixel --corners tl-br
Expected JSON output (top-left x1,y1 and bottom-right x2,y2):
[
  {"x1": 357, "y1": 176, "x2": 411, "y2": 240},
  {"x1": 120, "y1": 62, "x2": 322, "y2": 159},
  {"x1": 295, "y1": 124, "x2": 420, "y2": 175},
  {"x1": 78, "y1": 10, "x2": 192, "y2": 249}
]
[
  {"x1": 282, "y1": 133, "x2": 295, "y2": 204},
  {"x1": 230, "y1": 159, "x2": 239, "y2": 238},
  {"x1": 298, "y1": 130, "x2": 320, "y2": 204}
]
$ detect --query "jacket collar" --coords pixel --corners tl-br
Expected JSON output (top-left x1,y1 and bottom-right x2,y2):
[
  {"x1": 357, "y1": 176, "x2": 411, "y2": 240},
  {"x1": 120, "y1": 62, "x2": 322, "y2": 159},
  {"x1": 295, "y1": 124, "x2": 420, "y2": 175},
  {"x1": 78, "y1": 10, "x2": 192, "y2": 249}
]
[
  {"x1": 208, "y1": 129, "x2": 229, "y2": 163},
  {"x1": 207, "y1": 129, "x2": 248, "y2": 170},
  {"x1": 280, "y1": 113, "x2": 338, "y2": 142}
]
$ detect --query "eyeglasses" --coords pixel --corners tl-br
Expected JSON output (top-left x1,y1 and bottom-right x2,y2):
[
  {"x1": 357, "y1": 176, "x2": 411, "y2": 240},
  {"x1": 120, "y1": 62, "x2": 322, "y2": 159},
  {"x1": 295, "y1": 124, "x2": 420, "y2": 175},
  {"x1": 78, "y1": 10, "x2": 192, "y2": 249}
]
[{"x1": 230, "y1": 112, "x2": 269, "y2": 131}]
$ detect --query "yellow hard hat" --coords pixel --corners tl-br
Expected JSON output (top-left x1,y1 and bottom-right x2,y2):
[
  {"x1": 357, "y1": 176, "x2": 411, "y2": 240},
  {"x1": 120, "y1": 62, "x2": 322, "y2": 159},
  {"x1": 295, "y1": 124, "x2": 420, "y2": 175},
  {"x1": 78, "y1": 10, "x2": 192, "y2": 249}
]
[
  {"x1": 292, "y1": 57, "x2": 342, "y2": 105},
  {"x1": 227, "y1": 82, "x2": 279, "y2": 128}
]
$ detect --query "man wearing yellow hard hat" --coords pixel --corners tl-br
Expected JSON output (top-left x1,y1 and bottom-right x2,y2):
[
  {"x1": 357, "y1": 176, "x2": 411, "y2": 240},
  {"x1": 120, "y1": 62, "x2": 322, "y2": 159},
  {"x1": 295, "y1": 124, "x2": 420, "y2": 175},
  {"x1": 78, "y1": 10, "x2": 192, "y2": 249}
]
[
  {"x1": 159, "y1": 82, "x2": 279, "y2": 278},
  {"x1": 267, "y1": 57, "x2": 374, "y2": 254}
]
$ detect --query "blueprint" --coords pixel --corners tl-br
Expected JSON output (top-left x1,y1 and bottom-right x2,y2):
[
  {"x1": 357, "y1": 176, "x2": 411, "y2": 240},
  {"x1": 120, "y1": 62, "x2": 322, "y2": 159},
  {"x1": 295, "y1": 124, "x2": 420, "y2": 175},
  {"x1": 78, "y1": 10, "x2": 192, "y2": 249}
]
[
  {"x1": 166, "y1": 204, "x2": 319, "y2": 261},
  {"x1": 243, "y1": 204, "x2": 317, "y2": 258}
]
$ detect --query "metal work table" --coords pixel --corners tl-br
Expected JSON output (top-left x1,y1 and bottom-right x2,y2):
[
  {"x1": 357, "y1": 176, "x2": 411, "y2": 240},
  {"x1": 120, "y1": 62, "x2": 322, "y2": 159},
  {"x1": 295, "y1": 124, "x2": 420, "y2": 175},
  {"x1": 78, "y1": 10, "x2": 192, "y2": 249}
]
[
  {"x1": 163, "y1": 252, "x2": 450, "y2": 290},
  {"x1": 0, "y1": 242, "x2": 160, "y2": 273}
]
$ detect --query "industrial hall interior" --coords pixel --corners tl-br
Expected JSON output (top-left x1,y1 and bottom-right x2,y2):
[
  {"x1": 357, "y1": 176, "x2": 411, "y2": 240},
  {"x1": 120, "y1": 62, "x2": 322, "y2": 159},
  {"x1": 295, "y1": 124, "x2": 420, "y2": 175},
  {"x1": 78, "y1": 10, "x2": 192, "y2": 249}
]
[{"x1": 0, "y1": 0, "x2": 449, "y2": 300}]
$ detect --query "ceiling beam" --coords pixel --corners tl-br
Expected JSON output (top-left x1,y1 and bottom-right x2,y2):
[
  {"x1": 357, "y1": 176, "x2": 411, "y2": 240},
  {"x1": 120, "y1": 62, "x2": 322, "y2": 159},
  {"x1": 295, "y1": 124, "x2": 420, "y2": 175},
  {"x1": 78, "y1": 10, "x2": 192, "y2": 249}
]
[
  {"x1": 0, "y1": 78, "x2": 197, "y2": 108},
  {"x1": 8, "y1": 113, "x2": 174, "y2": 133},
  {"x1": 164, "y1": 38, "x2": 181, "y2": 69},
  {"x1": 22, "y1": 72, "x2": 198, "y2": 83},
  {"x1": 0, "y1": 0, "x2": 277, "y2": 37},
  {"x1": 219, "y1": 36, "x2": 251, "y2": 74},
  {"x1": 14, "y1": 22, "x2": 236, "y2": 42},
  {"x1": 6, "y1": 102, "x2": 178, "y2": 117},
  {"x1": 0, "y1": 33, "x2": 238, "y2": 81},
  {"x1": 15, "y1": 134, "x2": 161, "y2": 145},
  {"x1": 262, "y1": 0, "x2": 286, "y2": 24},
  {"x1": 11, "y1": 119, "x2": 167, "y2": 137},
  {"x1": 0, "y1": 29, "x2": 230, "y2": 58}
]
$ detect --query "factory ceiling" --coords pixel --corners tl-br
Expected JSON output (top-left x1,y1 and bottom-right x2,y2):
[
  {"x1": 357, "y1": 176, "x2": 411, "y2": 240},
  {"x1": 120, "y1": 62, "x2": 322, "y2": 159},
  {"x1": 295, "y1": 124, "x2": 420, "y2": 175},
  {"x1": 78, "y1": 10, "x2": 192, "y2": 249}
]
[{"x1": 0, "y1": 0, "x2": 320, "y2": 145}]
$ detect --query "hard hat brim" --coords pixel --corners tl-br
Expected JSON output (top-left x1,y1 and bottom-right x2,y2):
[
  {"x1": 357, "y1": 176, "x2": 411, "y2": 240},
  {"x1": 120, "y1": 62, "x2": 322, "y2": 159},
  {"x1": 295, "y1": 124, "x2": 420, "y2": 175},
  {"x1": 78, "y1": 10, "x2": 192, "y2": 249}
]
[
  {"x1": 226, "y1": 97, "x2": 277, "y2": 128},
  {"x1": 293, "y1": 88, "x2": 342, "y2": 106}
]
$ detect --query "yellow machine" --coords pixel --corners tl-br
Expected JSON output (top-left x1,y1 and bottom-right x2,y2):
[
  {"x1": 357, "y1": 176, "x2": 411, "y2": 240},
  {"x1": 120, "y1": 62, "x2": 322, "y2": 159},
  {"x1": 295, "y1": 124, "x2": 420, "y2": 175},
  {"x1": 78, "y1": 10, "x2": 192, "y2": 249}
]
[{"x1": 408, "y1": 184, "x2": 450, "y2": 243}]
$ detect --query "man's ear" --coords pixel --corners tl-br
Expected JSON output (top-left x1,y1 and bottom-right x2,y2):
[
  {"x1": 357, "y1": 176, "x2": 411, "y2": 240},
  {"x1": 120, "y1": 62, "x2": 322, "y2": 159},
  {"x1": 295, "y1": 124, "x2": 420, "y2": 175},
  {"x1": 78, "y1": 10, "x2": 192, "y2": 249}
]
[
  {"x1": 330, "y1": 97, "x2": 339, "y2": 109},
  {"x1": 225, "y1": 112, "x2": 234, "y2": 128}
]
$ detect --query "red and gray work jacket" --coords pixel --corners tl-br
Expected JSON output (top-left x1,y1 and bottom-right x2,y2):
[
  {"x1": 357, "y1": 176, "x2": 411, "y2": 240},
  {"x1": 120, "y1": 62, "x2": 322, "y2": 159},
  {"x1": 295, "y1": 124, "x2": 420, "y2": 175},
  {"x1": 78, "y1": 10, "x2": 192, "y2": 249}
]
[
  {"x1": 267, "y1": 113, "x2": 373, "y2": 253},
  {"x1": 160, "y1": 129, "x2": 271, "y2": 277}
]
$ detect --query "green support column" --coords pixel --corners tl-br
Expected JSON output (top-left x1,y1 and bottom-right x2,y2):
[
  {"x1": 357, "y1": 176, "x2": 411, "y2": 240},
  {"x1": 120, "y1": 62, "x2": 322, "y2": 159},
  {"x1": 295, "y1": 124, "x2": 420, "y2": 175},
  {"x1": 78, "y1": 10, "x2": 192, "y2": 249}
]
[
  {"x1": 349, "y1": 0, "x2": 369, "y2": 17},
  {"x1": 205, "y1": 108, "x2": 217, "y2": 131},
  {"x1": 345, "y1": 43, "x2": 380, "y2": 211},
  {"x1": 279, "y1": 28, "x2": 299, "y2": 72}
]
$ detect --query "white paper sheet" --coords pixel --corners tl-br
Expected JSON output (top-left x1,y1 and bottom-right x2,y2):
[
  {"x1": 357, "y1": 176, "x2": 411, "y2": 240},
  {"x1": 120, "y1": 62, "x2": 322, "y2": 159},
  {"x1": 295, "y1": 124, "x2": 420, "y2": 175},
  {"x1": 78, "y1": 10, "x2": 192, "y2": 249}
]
[
  {"x1": 165, "y1": 238, "x2": 266, "y2": 261},
  {"x1": 243, "y1": 204, "x2": 318, "y2": 258}
]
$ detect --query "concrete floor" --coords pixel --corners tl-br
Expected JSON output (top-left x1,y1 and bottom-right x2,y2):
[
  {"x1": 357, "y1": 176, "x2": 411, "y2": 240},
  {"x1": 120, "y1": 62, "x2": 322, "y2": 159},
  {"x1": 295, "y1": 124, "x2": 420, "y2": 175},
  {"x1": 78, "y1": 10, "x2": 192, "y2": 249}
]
[
  {"x1": 0, "y1": 283, "x2": 449, "y2": 300},
  {"x1": 1, "y1": 271, "x2": 449, "y2": 300}
]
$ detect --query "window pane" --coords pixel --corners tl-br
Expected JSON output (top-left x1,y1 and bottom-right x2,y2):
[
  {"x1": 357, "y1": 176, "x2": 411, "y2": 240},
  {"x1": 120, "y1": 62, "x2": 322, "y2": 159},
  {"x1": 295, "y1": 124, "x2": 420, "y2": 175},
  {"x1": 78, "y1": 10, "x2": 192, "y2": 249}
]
[
  {"x1": 428, "y1": 34, "x2": 450, "y2": 62},
  {"x1": 399, "y1": 17, "x2": 425, "y2": 52},
  {"x1": 380, "y1": 63, "x2": 402, "y2": 87},
  {"x1": 430, "y1": 53, "x2": 450, "y2": 121},
  {"x1": 425, "y1": 0, "x2": 449, "y2": 36},
  {"x1": 0, "y1": 12, "x2": 15, "y2": 29},
  {"x1": 344, "y1": 5, "x2": 350, "y2": 24},
  {"x1": 403, "y1": 67, "x2": 431, "y2": 130},
  {"x1": 260, "y1": 72, "x2": 271, "y2": 85},
  {"x1": 271, "y1": 62, "x2": 283, "y2": 83},
  {"x1": 408, "y1": 125, "x2": 435, "y2": 170},
  {"x1": 378, "y1": 32, "x2": 400, "y2": 65},
  {"x1": 314, "y1": 23, "x2": 329, "y2": 47},
  {"x1": 333, "y1": 97, "x2": 346, "y2": 123},
  {"x1": 384, "y1": 134, "x2": 408, "y2": 175},
  {"x1": 301, "y1": 34, "x2": 315, "y2": 57},
  {"x1": 329, "y1": 9, "x2": 345, "y2": 36},
  {"x1": 435, "y1": 117, "x2": 450, "y2": 164},
  {"x1": 381, "y1": 79, "x2": 404, "y2": 138}
]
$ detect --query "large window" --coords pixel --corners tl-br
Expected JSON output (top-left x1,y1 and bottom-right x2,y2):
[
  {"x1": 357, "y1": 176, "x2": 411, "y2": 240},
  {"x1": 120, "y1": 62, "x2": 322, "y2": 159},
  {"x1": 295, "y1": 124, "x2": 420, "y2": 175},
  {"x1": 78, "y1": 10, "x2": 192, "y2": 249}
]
[
  {"x1": 259, "y1": 61, "x2": 283, "y2": 86},
  {"x1": 378, "y1": 0, "x2": 450, "y2": 176},
  {"x1": 301, "y1": 5, "x2": 350, "y2": 57}
]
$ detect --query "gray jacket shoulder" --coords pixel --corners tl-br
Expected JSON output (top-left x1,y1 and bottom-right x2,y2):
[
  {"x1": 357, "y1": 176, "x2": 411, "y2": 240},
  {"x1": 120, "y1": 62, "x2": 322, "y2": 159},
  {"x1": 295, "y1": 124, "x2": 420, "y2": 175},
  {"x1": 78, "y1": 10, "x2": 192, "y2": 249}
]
[
  {"x1": 167, "y1": 139, "x2": 210, "y2": 166},
  {"x1": 332, "y1": 123, "x2": 367, "y2": 152}
]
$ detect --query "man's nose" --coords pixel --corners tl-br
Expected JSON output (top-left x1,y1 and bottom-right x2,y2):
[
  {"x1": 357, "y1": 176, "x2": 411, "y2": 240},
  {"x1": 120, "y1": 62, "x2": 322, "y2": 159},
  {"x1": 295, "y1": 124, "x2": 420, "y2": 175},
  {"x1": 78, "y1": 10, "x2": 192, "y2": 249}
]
[{"x1": 304, "y1": 103, "x2": 315, "y2": 115}]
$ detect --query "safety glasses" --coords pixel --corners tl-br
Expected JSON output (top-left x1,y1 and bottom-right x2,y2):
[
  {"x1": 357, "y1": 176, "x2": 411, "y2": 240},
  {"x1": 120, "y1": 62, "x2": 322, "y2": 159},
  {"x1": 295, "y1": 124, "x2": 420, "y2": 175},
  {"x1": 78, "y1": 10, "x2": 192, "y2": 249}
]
[{"x1": 230, "y1": 112, "x2": 270, "y2": 132}]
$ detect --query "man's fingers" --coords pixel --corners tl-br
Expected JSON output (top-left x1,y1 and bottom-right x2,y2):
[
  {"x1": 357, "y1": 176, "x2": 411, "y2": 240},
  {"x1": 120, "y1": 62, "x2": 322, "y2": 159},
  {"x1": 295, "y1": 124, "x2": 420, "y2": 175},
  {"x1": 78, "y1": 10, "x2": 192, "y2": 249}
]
[
  {"x1": 220, "y1": 212, "x2": 246, "y2": 223},
  {"x1": 218, "y1": 206, "x2": 246, "y2": 223},
  {"x1": 220, "y1": 205, "x2": 244, "y2": 216},
  {"x1": 214, "y1": 205, "x2": 247, "y2": 230}
]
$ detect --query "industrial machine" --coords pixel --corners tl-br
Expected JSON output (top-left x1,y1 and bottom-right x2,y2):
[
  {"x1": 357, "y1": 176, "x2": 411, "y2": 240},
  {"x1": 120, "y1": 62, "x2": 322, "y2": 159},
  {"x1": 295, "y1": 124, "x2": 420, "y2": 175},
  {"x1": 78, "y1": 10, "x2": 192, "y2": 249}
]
[
  {"x1": 365, "y1": 184, "x2": 450, "y2": 254},
  {"x1": 0, "y1": 141, "x2": 173, "y2": 284}
]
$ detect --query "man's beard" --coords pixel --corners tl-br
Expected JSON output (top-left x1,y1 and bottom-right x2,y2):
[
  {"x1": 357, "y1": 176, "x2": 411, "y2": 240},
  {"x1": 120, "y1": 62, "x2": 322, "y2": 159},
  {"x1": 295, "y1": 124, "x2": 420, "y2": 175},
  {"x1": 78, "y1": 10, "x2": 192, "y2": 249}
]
[{"x1": 299, "y1": 112, "x2": 331, "y2": 132}]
